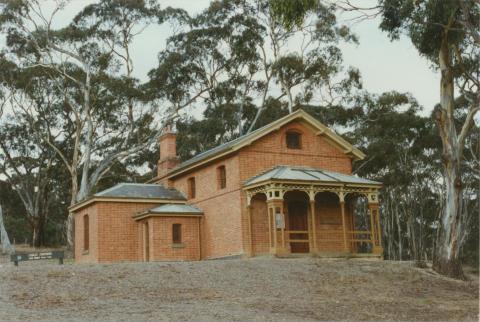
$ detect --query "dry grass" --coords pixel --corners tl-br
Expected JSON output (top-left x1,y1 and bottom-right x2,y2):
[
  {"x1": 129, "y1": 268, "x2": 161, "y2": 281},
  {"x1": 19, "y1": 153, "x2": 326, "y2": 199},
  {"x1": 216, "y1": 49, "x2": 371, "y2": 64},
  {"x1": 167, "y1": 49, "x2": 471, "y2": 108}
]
[{"x1": 0, "y1": 254, "x2": 478, "y2": 321}]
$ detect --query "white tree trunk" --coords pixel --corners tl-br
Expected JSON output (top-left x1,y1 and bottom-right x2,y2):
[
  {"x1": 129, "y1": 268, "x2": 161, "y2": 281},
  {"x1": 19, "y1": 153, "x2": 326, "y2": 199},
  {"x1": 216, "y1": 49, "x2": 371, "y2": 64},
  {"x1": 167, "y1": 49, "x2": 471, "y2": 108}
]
[
  {"x1": 432, "y1": 38, "x2": 468, "y2": 279},
  {"x1": 0, "y1": 206, "x2": 14, "y2": 255}
]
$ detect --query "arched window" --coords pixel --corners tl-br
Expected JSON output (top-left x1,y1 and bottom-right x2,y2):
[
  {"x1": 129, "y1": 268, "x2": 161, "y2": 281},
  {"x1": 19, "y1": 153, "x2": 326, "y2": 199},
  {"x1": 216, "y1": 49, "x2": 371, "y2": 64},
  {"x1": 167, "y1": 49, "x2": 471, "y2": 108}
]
[
  {"x1": 286, "y1": 131, "x2": 302, "y2": 149},
  {"x1": 187, "y1": 177, "x2": 196, "y2": 198},
  {"x1": 217, "y1": 165, "x2": 226, "y2": 189},
  {"x1": 83, "y1": 214, "x2": 89, "y2": 251}
]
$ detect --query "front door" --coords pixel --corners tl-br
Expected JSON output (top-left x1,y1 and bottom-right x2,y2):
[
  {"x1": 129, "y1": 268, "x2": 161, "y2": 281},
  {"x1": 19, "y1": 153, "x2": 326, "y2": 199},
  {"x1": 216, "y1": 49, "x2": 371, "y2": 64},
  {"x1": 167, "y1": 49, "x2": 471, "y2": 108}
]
[{"x1": 288, "y1": 201, "x2": 310, "y2": 253}]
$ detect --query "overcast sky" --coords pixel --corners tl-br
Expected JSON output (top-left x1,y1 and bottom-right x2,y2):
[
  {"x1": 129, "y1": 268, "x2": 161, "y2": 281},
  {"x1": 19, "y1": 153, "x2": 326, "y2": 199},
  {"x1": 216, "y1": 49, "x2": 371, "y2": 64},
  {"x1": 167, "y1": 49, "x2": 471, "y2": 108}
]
[{"x1": 29, "y1": 0, "x2": 440, "y2": 115}]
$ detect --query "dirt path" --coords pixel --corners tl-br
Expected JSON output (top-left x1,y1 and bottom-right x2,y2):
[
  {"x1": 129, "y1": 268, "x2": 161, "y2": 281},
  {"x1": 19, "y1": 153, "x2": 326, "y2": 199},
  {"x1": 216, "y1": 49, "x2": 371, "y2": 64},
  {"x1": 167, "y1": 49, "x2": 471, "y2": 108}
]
[{"x1": 0, "y1": 257, "x2": 478, "y2": 321}]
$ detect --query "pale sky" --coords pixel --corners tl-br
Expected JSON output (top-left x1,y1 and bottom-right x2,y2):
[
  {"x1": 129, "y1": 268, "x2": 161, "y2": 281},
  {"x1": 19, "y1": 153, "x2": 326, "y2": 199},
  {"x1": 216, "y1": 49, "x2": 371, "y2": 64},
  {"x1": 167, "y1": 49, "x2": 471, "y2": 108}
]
[{"x1": 11, "y1": 0, "x2": 441, "y2": 115}]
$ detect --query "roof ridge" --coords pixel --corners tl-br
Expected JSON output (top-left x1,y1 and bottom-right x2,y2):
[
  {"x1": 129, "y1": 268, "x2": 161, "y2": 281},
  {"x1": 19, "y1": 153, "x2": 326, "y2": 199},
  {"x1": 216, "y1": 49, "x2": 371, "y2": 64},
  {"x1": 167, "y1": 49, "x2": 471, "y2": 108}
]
[
  {"x1": 243, "y1": 165, "x2": 281, "y2": 185},
  {"x1": 274, "y1": 166, "x2": 288, "y2": 177},
  {"x1": 297, "y1": 168, "x2": 324, "y2": 181},
  {"x1": 314, "y1": 169, "x2": 341, "y2": 182}
]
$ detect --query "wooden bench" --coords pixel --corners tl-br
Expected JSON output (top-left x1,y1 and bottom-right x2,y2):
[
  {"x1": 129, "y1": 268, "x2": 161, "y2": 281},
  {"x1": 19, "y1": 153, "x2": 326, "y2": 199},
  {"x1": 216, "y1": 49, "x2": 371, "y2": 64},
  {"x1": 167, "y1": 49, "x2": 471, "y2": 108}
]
[{"x1": 10, "y1": 251, "x2": 64, "y2": 266}]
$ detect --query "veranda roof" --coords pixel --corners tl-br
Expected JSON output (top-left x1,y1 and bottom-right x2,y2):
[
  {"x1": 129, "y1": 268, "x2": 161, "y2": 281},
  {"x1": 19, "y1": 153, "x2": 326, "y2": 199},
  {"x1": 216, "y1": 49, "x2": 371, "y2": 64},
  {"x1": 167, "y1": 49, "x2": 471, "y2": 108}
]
[
  {"x1": 133, "y1": 203, "x2": 203, "y2": 220},
  {"x1": 147, "y1": 204, "x2": 203, "y2": 214},
  {"x1": 244, "y1": 166, "x2": 381, "y2": 187}
]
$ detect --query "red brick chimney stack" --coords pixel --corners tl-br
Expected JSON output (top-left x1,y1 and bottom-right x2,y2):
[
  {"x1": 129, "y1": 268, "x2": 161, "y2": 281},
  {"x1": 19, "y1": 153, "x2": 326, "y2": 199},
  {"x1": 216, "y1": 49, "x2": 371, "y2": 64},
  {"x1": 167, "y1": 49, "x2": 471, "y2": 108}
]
[{"x1": 157, "y1": 124, "x2": 179, "y2": 178}]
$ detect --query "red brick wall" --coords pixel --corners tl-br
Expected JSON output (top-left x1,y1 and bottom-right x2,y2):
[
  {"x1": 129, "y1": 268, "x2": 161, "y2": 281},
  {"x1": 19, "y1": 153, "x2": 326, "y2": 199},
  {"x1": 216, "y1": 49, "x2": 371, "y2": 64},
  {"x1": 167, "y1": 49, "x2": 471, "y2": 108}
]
[
  {"x1": 250, "y1": 193, "x2": 269, "y2": 254},
  {"x1": 141, "y1": 216, "x2": 200, "y2": 261},
  {"x1": 238, "y1": 121, "x2": 352, "y2": 184},
  {"x1": 74, "y1": 204, "x2": 98, "y2": 263},
  {"x1": 96, "y1": 202, "x2": 161, "y2": 263},
  {"x1": 75, "y1": 201, "x2": 163, "y2": 263},
  {"x1": 166, "y1": 155, "x2": 244, "y2": 259}
]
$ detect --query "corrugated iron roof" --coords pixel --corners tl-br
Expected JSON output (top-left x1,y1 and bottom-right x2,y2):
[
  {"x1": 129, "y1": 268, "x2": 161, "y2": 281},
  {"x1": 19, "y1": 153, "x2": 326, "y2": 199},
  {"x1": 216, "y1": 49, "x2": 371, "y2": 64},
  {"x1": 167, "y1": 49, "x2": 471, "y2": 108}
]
[
  {"x1": 147, "y1": 204, "x2": 203, "y2": 214},
  {"x1": 95, "y1": 183, "x2": 186, "y2": 200},
  {"x1": 244, "y1": 166, "x2": 381, "y2": 186}
]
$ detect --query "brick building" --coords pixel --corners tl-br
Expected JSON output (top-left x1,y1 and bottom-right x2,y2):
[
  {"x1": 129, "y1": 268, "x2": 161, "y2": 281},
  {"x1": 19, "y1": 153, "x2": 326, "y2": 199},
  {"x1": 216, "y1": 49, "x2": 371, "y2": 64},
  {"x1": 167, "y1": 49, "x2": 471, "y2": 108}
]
[{"x1": 71, "y1": 109, "x2": 383, "y2": 263}]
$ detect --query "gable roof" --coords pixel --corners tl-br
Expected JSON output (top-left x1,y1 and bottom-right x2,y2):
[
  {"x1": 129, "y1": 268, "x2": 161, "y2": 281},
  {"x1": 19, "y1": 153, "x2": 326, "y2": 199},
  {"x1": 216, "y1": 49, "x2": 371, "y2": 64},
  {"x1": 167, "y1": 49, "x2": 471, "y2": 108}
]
[
  {"x1": 158, "y1": 109, "x2": 365, "y2": 180},
  {"x1": 244, "y1": 166, "x2": 381, "y2": 187},
  {"x1": 95, "y1": 183, "x2": 186, "y2": 200}
]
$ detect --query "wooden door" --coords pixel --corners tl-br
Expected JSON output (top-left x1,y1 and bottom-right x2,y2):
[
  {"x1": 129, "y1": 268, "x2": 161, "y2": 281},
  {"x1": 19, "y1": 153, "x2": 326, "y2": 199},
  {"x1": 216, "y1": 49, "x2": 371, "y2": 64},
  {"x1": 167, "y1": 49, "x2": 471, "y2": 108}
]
[{"x1": 288, "y1": 201, "x2": 309, "y2": 253}]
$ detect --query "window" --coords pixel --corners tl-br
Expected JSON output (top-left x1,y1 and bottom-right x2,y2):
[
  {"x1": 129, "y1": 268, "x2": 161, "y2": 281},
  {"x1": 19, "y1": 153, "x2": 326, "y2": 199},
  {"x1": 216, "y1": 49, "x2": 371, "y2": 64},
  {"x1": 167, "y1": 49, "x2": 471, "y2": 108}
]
[
  {"x1": 83, "y1": 215, "x2": 89, "y2": 251},
  {"x1": 286, "y1": 131, "x2": 301, "y2": 149},
  {"x1": 187, "y1": 177, "x2": 196, "y2": 198},
  {"x1": 217, "y1": 165, "x2": 226, "y2": 189},
  {"x1": 172, "y1": 224, "x2": 182, "y2": 244}
]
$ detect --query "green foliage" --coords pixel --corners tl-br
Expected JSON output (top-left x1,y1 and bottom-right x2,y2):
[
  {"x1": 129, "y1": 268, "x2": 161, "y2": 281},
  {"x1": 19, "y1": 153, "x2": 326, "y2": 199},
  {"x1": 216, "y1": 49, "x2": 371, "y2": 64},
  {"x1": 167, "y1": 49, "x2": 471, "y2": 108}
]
[
  {"x1": 269, "y1": 0, "x2": 318, "y2": 31},
  {"x1": 379, "y1": 0, "x2": 468, "y2": 60}
]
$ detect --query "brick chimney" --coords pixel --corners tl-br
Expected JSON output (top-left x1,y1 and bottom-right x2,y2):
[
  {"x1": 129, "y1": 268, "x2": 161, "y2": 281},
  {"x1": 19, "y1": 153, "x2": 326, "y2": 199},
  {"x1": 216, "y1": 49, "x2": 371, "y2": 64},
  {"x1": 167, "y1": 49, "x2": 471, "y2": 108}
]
[{"x1": 157, "y1": 125, "x2": 179, "y2": 178}]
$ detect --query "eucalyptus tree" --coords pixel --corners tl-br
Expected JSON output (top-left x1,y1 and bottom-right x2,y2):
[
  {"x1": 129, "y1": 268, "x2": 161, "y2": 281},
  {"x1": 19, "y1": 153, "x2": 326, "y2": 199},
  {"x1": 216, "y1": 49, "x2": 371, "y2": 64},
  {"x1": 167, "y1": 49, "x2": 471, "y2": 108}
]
[
  {"x1": 345, "y1": 92, "x2": 442, "y2": 262},
  {"x1": 0, "y1": 0, "x2": 183, "y2": 247},
  {"x1": 148, "y1": 0, "x2": 265, "y2": 142},
  {"x1": 0, "y1": 59, "x2": 60, "y2": 247},
  {"x1": 293, "y1": 92, "x2": 442, "y2": 262},
  {"x1": 0, "y1": 122, "x2": 55, "y2": 247},
  {"x1": 378, "y1": 0, "x2": 479, "y2": 278},
  {"x1": 247, "y1": 0, "x2": 360, "y2": 132},
  {"x1": 151, "y1": 0, "x2": 361, "y2": 160}
]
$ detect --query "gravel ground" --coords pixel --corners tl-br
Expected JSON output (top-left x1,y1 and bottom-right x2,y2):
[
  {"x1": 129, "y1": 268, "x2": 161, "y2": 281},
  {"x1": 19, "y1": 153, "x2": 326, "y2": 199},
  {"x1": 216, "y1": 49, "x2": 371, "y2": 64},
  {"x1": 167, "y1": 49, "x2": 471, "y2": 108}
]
[{"x1": 0, "y1": 255, "x2": 478, "y2": 322}]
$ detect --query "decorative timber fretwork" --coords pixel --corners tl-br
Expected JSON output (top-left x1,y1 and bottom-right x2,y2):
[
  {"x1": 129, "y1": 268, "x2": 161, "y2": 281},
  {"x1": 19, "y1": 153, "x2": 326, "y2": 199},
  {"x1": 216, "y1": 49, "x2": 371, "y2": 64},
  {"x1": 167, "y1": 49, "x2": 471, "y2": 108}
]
[
  {"x1": 244, "y1": 181, "x2": 379, "y2": 206},
  {"x1": 243, "y1": 179, "x2": 383, "y2": 258}
]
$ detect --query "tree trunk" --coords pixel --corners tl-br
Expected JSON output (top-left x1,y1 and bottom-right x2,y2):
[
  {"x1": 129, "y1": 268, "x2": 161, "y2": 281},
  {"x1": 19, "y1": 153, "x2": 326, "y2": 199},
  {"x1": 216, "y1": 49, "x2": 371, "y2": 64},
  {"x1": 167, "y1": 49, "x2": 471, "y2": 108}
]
[
  {"x1": 66, "y1": 172, "x2": 78, "y2": 251},
  {"x1": 31, "y1": 217, "x2": 45, "y2": 248},
  {"x1": 433, "y1": 164, "x2": 465, "y2": 278},
  {"x1": 395, "y1": 202, "x2": 402, "y2": 260},
  {"x1": 0, "y1": 205, "x2": 14, "y2": 254},
  {"x1": 280, "y1": 78, "x2": 294, "y2": 114},
  {"x1": 432, "y1": 37, "x2": 467, "y2": 279},
  {"x1": 66, "y1": 213, "x2": 75, "y2": 250}
]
